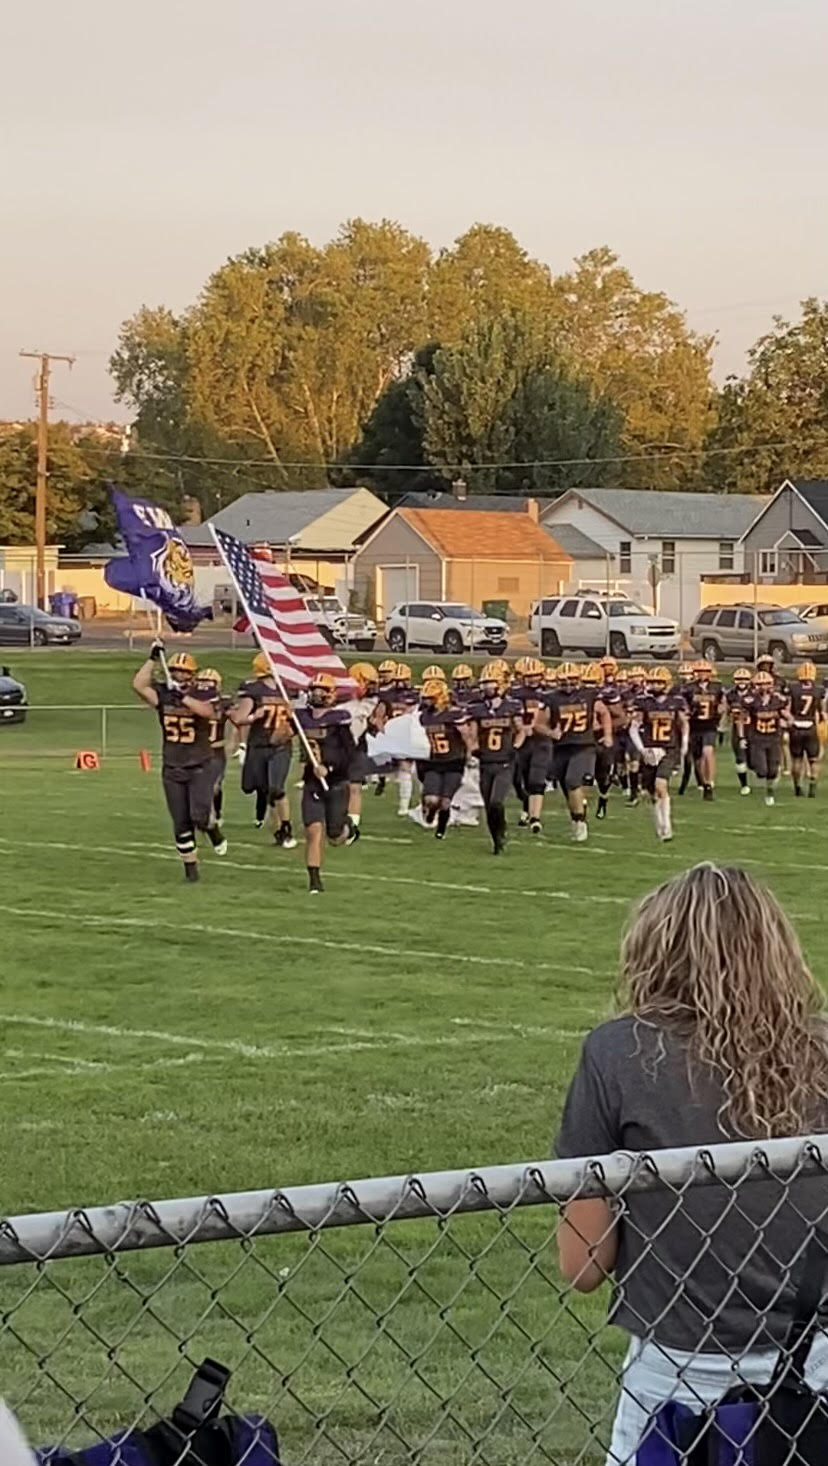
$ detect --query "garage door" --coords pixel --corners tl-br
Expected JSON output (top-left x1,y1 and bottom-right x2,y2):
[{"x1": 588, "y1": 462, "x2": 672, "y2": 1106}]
[{"x1": 377, "y1": 564, "x2": 419, "y2": 621}]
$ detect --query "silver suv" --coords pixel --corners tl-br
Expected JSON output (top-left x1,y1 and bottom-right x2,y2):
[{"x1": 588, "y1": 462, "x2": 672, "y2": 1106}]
[{"x1": 689, "y1": 603, "x2": 828, "y2": 664}]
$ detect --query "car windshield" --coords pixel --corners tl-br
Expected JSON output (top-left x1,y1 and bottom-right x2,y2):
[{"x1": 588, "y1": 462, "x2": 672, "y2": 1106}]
[
  {"x1": 441, "y1": 605, "x2": 480, "y2": 618},
  {"x1": 321, "y1": 598, "x2": 341, "y2": 612},
  {"x1": 607, "y1": 601, "x2": 649, "y2": 617},
  {"x1": 14, "y1": 606, "x2": 52, "y2": 623},
  {"x1": 758, "y1": 609, "x2": 803, "y2": 626}
]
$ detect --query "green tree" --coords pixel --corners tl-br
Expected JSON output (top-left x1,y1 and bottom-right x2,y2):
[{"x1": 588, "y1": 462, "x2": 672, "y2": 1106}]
[
  {"x1": 705, "y1": 298, "x2": 828, "y2": 494},
  {"x1": 428, "y1": 225, "x2": 554, "y2": 345},
  {"x1": 0, "y1": 425, "x2": 96, "y2": 544},
  {"x1": 550, "y1": 247, "x2": 715, "y2": 488},
  {"x1": 348, "y1": 342, "x2": 444, "y2": 498},
  {"x1": 419, "y1": 314, "x2": 622, "y2": 493}
]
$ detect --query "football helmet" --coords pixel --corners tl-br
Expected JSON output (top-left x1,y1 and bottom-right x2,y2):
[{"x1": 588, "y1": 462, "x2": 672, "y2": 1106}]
[
  {"x1": 756, "y1": 654, "x2": 775, "y2": 671},
  {"x1": 754, "y1": 670, "x2": 774, "y2": 691},
  {"x1": 168, "y1": 651, "x2": 197, "y2": 688},
  {"x1": 599, "y1": 655, "x2": 618, "y2": 681},
  {"x1": 514, "y1": 657, "x2": 532, "y2": 678},
  {"x1": 582, "y1": 662, "x2": 603, "y2": 685},
  {"x1": 797, "y1": 661, "x2": 817, "y2": 683},
  {"x1": 452, "y1": 663, "x2": 473, "y2": 687},
  {"x1": 421, "y1": 677, "x2": 450, "y2": 712},
  {"x1": 524, "y1": 657, "x2": 545, "y2": 685},
  {"x1": 197, "y1": 666, "x2": 222, "y2": 689},
  {"x1": 309, "y1": 671, "x2": 337, "y2": 707},
  {"x1": 480, "y1": 661, "x2": 507, "y2": 693},
  {"x1": 349, "y1": 662, "x2": 379, "y2": 696},
  {"x1": 252, "y1": 651, "x2": 270, "y2": 678},
  {"x1": 378, "y1": 659, "x2": 398, "y2": 684},
  {"x1": 543, "y1": 665, "x2": 558, "y2": 687},
  {"x1": 422, "y1": 664, "x2": 447, "y2": 683},
  {"x1": 395, "y1": 663, "x2": 412, "y2": 687},
  {"x1": 647, "y1": 665, "x2": 672, "y2": 692},
  {"x1": 557, "y1": 662, "x2": 582, "y2": 689},
  {"x1": 693, "y1": 660, "x2": 713, "y2": 680},
  {"x1": 733, "y1": 666, "x2": 753, "y2": 686},
  {"x1": 629, "y1": 665, "x2": 647, "y2": 684}
]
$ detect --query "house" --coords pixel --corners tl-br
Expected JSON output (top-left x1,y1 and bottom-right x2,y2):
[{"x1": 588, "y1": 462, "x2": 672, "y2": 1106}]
[
  {"x1": 739, "y1": 480, "x2": 828, "y2": 583},
  {"x1": 0, "y1": 545, "x2": 61, "y2": 604},
  {"x1": 540, "y1": 488, "x2": 766, "y2": 626},
  {"x1": 351, "y1": 505, "x2": 573, "y2": 621},
  {"x1": 179, "y1": 487, "x2": 388, "y2": 604},
  {"x1": 397, "y1": 491, "x2": 554, "y2": 514},
  {"x1": 542, "y1": 523, "x2": 612, "y2": 592}
]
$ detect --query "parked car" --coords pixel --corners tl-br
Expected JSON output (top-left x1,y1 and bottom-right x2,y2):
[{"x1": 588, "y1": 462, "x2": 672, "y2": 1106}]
[
  {"x1": 0, "y1": 604, "x2": 82, "y2": 646},
  {"x1": 689, "y1": 603, "x2": 828, "y2": 664},
  {"x1": 304, "y1": 596, "x2": 377, "y2": 651},
  {"x1": 385, "y1": 602, "x2": 509, "y2": 655},
  {"x1": 788, "y1": 601, "x2": 828, "y2": 635},
  {"x1": 528, "y1": 592, "x2": 679, "y2": 659},
  {"x1": 0, "y1": 665, "x2": 26, "y2": 723},
  {"x1": 0, "y1": 588, "x2": 18, "y2": 603}
]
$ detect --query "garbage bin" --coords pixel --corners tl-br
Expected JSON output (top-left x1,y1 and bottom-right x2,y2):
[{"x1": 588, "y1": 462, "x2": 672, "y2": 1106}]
[
  {"x1": 50, "y1": 592, "x2": 78, "y2": 619},
  {"x1": 77, "y1": 595, "x2": 97, "y2": 620}
]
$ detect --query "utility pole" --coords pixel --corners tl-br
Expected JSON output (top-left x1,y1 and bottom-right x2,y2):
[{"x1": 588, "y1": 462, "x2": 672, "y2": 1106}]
[{"x1": 19, "y1": 349, "x2": 75, "y2": 608}]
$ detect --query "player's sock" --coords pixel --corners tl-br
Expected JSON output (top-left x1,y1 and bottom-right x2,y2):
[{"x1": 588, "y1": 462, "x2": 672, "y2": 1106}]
[
  {"x1": 736, "y1": 766, "x2": 748, "y2": 790},
  {"x1": 766, "y1": 781, "x2": 775, "y2": 805},
  {"x1": 809, "y1": 778, "x2": 818, "y2": 798},
  {"x1": 435, "y1": 807, "x2": 451, "y2": 839},
  {"x1": 184, "y1": 861, "x2": 199, "y2": 882},
  {"x1": 374, "y1": 777, "x2": 386, "y2": 796},
  {"x1": 618, "y1": 770, "x2": 628, "y2": 792},
  {"x1": 206, "y1": 824, "x2": 223, "y2": 847},
  {"x1": 596, "y1": 794, "x2": 608, "y2": 819},
  {"x1": 307, "y1": 865, "x2": 323, "y2": 893},
  {"x1": 703, "y1": 783, "x2": 714, "y2": 801},
  {"x1": 255, "y1": 790, "x2": 268, "y2": 824},
  {"x1": 529, "y1": 817, "x2": 542, "y2": 834},
  {"x1": 397, "y1": 770, "x2": 413, "y2": 813},
  {"x1": 350, "y1": 812, "x2": 361, "y2": 827},
  {"x1": 661, "y1": 798, "x2": 673, "y2": 840},
  {"x1": 344, "y1": 815, "x2": 360, "y2": 846},
  {"x1": 628, "y1": 769, "x2": 639, "y2": 803},
  {"x1": 678, "y1": 755, "x2": 691, "y2": 795},
  {"x1": 794, "y1": 777, "x2": 803, "y2": 796},
  {"x1": 424, "y1": 803, "x2": 437, "y2": 825},
  {"x1": 652, "y1": 799, "x2": 663, "y2": 838},
  {"x1": 213, "y1": 788, "x2": 223, "y2": 820}
]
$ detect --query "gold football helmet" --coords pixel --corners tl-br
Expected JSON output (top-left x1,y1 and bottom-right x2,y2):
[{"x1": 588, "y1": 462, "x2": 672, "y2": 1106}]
[
  {"x1": 452, "y1": 663, "x2": 473, "y2": 687},
  {"x1": 797, "y1": 661, "x2": 817, "y2": 682},
  {"x1": 480, "y1": 661, "x2": 507, "y2": 692},
  {"x1": 395, "y1": 663, "x2": 412, "y2": 687},
  {"x1": 252, "y1": 651, "x2": 270, "y2": 678},
  {"x1": 754, "y1": 670, "x2": 774, "y2": 691},
  {"x1": 309, "y1": 671, "x2": 337, "y2": 706},
  {"x1": 421, "y1": 677, "x2": 450, "y2": 712},
  {"x1": 197, "y1": 666, "x2": 222, "y2": 689},
  {"x1": 349, "y1": 662, "x2": 379, "y2": 696},
  {"x1": 422, "y1": 664, "x2": 447, "y2": 683},
  {"x1": 733, "y1": 666, "x2": 753, "y2": 686},
  {"x1": 647, "y1": 665, "x2": 672, "y2": 691},
  {"x1": 582, "y1": 662, "x2": 603, "y2": 685}
]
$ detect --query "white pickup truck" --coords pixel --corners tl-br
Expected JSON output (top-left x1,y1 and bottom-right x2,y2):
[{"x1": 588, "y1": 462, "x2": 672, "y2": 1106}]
[
  {"x1": 528, "y1": 592, "x2": 679, "y2": 660},
  {"x1": 304, "y1": 596, "x2": 378, "y2": 651}
]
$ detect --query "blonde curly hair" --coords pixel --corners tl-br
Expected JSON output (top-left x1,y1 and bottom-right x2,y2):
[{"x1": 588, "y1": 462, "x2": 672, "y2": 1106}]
[{"x1": 618, "y1": 863, "x2": 828, "y2": 1139}]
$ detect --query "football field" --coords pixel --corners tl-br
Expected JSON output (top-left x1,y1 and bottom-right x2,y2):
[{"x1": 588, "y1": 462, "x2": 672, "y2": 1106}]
[{"x1": 2, "y1": 651, "x2": 827, "y2": 1463}]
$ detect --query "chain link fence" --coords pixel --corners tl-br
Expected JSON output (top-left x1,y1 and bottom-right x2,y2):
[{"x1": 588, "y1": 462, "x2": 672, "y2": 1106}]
[
  {"x1": 0, "y1": 706, "x2": 155, "y2": 763},
  {"x1": 4, "y1": 1137, "x2": 828, "y2": 1464}
]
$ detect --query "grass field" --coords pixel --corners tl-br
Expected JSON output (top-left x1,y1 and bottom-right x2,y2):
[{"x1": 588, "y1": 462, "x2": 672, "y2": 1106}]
[{"x1": 2, "y1": 650, "x2": 827, "y2": 1463}]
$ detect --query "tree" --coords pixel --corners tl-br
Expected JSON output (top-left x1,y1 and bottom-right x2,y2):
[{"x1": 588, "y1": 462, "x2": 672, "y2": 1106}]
[
  {"x1": 428, "y1": 225, "x2": 554, "y2": 346},
  {"x1": 419, "y1": 313, "x2": 623, "y2": 493},
  {"x1": 347, "y1": 343, "x2": 444, "y2": 498},
  {"x1": 550, "y1": 248, "x2": 716, "y2": 488},
  {"x1": 705, "y1": 299, "x2": 828, "y2": 494},
  {"x1": 0, "y1": 425, "x2": 96, "y2": 544}
]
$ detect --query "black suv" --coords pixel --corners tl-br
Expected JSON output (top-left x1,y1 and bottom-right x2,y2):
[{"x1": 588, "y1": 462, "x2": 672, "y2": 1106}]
[{"x1": 0, "y1": 666, "x2": 27, "y2": 724}]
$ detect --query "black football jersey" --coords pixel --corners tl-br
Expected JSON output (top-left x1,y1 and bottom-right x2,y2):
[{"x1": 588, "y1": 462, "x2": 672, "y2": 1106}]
[
  {"x1": 420, "y1": 707, "x2": 468, "y2": 763},
  {"x1": 467, "y1": 697, "x2": 521, "y2": 763},
  {"x1": 238, "y1": 678, "x2": 294, "y2": 747},
  {"x1": 686, "y1": 681, "x2": 723, "y2": 731},
  {"x1": 545, "y1": 687, "x2": 602, "y2": 746},
  {"x1": 748, "y1": 693, "x2": 787, "y2": 739},
  {"x1": 789, "y1": 680, "x2": 821, "y2": 729},
  {"x1": 511, "y1": 683, "x2": 546, "y2": 730},
  {"x1": 294, "y1": 706, "x2": 355, "y2": 782},
  {"x1": 635, "y1": 693, "x2": 687, "y2": 751},
  {"x1": 156, "y1": 684, "x2": 214, "y2": 768}
]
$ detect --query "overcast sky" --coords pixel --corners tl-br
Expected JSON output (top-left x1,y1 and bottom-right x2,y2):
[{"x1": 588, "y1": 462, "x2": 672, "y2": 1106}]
[{"x1": 3, "y1": 0, "x2": 826, "y2": 423}]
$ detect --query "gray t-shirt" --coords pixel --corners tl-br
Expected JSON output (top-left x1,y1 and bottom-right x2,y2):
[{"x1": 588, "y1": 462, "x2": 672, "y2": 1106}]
[{"x1": 556, "y1": 1016, "x2": 828, "y2": 1353}]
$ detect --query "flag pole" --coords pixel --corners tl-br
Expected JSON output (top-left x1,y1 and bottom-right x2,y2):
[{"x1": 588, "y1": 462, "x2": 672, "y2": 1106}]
[
  {"x1": 208, "y1": 525, "x2": 328, "y2": 790},
  {"x1": 141, "y1": 589, "x2": 173, "y2": 689}
]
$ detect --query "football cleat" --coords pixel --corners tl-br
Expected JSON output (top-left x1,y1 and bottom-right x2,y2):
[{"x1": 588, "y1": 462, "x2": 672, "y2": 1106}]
[
  {"x1": 572, "y1": 821, "x2": 589, "y2": 843},
  {"x1": 213, "y1": 838, "x2": 228, "y2": 857}
]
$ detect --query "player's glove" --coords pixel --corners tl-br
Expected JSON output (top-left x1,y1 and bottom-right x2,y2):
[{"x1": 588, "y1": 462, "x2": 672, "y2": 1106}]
[{"x1": 149, "y1": 639, "x2": 165, "y2": 662}]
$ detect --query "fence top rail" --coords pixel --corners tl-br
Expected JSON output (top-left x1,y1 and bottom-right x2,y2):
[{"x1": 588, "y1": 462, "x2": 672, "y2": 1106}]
[
  {"x1": 1, "y1": 1134, "x2": 827, "y2": 1267},
  {"x1": 21, "y1": 705, "x2": 146, "y2": 711}
]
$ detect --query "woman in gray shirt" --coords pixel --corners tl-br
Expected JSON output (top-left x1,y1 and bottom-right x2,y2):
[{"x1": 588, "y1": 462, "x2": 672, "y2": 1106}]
[{"x1": 556, "y1": 862, "x2": 828, "y2": 1463}]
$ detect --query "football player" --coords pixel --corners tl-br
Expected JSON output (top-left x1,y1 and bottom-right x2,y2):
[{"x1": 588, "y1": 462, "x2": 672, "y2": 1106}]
[
  {"x1": 629, "y1": 666, "x2": 689, "y2": 842},
  {"x1": 417, "y1": 678, "x2": 473, "y2": 839},
  {"x1": 788, "y1": 660, "x2": 822, "y2": 798},
  {"x1": 193, "y1": 666, "x2": 234, "y2": 823},
  {"x1": 452, "y1": 663, "x2": 475, "y2": 703},
  {"x1": 377, "y1": 663, "x2": 420, "y2": 815},
  {"x1": 746, "y1": 669, "x2": 792, "y2": 806},
  {"x1": 511, "y1": 657, "x2": 547, "y2": 830},
  {"x1": 132, "y1": 644, "x2": 227, "y2": 881},
  {"x1": 294, "y1": 671, "x2": 359, "y2": 892},
  {"x1": 683, "y1": 659, "x2": 724, "y2": 800},
  {"x1": 624, "y1": 666, "x2": 648, "y2": 805},
  {"x1": 372, "y1": 660, "x2": 400, "y2": 798},
  {"x1": 596, "y1": 659, "x2": 629, "y2": 814},
  {"x1": 540, "y1": 662, "x2": 612, "y2": 842},
  {"x1": 724, "y1": 666, "x2": 754, "y2": 794},
  {"x1": 466, "y1": 662, "x2": 525, "y2": 853},
  {"x1": 344, "y1": 662, "x2": 381, "y2": 834},
  {"x1": 232, "y1": 652, "x2": 297, "y2": 847}
]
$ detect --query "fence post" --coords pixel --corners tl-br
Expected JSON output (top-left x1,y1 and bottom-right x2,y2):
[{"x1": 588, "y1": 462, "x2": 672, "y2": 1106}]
[
  {"x1": 101, "y1": 706, "x2": 108, "y2": 759},
  {"x1": 753, "y1": 551, "x2": 759, "y2": 662}
]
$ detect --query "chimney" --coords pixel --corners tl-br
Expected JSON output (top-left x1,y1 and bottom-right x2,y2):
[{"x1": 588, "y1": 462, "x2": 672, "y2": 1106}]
[
  {"x1": 525, "y1": 497, "x2": 539, "y2": 523},
  {"x1": 451, "y1": 476, "x2": 468, "y2": 502}
]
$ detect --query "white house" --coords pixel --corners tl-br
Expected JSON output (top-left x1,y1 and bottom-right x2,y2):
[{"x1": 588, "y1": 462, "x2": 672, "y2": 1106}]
[{"x1": 540, "y1": 488, "x2": 766, "y2": 627}]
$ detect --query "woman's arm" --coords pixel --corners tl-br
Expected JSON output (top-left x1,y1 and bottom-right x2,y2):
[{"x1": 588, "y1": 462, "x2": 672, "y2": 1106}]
[{"x1": 557, "y1": 1198, "x2": 619, "y2": 1292}]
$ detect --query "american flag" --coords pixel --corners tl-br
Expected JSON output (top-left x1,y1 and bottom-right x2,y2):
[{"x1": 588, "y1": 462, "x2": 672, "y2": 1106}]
[{"x1": 211, "y1": 527, "x2": 355, "y2": 694}]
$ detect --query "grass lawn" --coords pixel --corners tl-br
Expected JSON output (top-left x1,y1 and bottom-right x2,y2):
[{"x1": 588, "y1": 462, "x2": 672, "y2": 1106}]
[{"x1": 1, "y1": 650, "x2": 826, "y2": 1463}]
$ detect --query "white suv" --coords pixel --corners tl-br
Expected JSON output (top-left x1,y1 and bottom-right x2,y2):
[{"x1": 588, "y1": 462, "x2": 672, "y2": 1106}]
[
  {"x1": 528, "y1": 593, "x2": 679, "y2": 660},
  {"x1": 385, "y1": 602, "x2": 509, "y2": 655}
]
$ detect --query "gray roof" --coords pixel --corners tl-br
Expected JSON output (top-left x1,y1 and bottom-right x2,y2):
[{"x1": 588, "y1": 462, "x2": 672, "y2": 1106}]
[
  {"x1": 397, "y1": 492, "x2": 555, "y2": 514},
  {"x1": 793, "y1": 481, "x2": 828, "y2": 529},
  {"x1": 179, "y1": 490, "x2": 371, "y2": 547},
  {"x1": 544, "y1": 522, "x2": 606, "y2": 559},
  {"x1": 553, "y1": 488, "x2": 766, "y2": 539}
]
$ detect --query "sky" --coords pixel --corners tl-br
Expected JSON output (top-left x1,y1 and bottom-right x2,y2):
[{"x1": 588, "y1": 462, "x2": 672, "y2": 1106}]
[{"x1": 2, "y1": 0, "x2": 827, "y2": 424}]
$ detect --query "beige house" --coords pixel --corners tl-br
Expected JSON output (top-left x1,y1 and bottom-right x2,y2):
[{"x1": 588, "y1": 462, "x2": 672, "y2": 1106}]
[
  {"x1": 0, "y1": 545, "x2": 60, "y2": 603},
  {"x1": 352, "y1": 505, "x2": 573, "y2": 622}
]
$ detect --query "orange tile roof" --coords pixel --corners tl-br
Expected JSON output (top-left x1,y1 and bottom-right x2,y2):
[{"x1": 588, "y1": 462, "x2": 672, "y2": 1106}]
[{"x1": 399, "y1": 508, "x2": 572, "y2": 562}]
